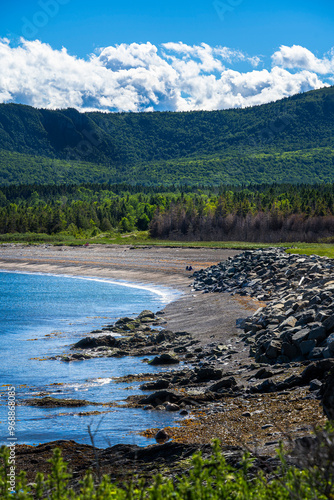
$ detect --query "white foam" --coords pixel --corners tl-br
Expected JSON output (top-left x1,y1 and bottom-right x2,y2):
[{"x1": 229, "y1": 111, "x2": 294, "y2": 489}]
[{"x1": 0, "y1": 269, "x2": 181, "y2": 305}]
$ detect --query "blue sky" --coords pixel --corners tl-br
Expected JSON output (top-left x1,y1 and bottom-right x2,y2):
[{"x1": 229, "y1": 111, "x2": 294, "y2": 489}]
[{"x1": 0, "y1": 0, "x2": 333, "y2": 112}]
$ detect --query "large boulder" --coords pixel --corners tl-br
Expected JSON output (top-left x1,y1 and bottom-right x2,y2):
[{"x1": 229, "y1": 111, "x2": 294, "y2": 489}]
[{"x1": 72, "y1": 335, "x2": 117, "y2": 349}]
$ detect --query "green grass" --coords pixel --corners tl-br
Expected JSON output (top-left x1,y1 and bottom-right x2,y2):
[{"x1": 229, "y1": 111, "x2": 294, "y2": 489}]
[
  {"x1": 1, "y1": 231, "x2": 334, "y2": 258},
  {"x1": 285, "y1": 243, "x2": 334, "y2": 258}
]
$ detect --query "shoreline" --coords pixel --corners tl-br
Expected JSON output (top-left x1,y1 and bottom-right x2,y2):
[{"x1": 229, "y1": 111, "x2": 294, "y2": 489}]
[
  {"x1": 0, "y1": 244, "x2": 259, "y2": 343},
  {"x1": 3, "y1": 244, "x2": 328, "y2": 485}
]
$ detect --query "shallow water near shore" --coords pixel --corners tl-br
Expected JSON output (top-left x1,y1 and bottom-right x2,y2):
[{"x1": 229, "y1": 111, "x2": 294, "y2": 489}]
[{"x1": 0, "y1": 271, "x2": 182, "y2": 448}]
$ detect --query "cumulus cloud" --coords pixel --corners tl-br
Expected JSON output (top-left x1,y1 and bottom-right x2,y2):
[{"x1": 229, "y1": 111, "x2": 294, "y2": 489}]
[
  {"x1": 272, "y1": 45, "x2": 334, "y2": 74},
  {"x1": 0, "y1": 39, "x2": 332, "y2": 113}
]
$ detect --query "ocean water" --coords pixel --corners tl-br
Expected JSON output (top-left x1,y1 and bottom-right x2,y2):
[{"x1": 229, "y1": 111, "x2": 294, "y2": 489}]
[{"x1": 0, "y1": 271, "x2": 182, "y2": 448}]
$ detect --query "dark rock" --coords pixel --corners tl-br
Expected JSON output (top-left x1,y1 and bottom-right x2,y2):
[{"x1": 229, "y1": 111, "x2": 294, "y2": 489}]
[
  {"x1": 139, "y1": 390, "x2": 181, "y2": 407},
  {"x1": 209, "y1": 377, "x2": 237, "y2": 392},
  {"x1": 140, "y1": 379, "x2": 170, "y2": 390},
  {"x1": 266, "y1": 340, "x2": 282, "y2": 359},
  {"x1": 155, "y1": 429, "x2": 169, "y2": 441},
  {"x1": 149, "y1": 354, "x2": 180, "y2": 365},
  {"x1": 73, "y1": 335, "x2": 116, "y2": 349},
  {"x1": 166, "y1": 403, "x2": 180, "y2": 412},
  {"x1": 254, "y1": 368, "x2": 274, "y2": 379},
  {"x1": 326, "y1": 333, "x2": 334, "y2": 353},
  {"x1": 309, "y1": 379, "x2": 322, "y2": 391},
  {"x1": 195, "y1": 367, "x2": 223, "y2": 382},
  {"x1": 295, "y1": 309, "x2": 316, "y2": 327},
  {"x1": 281, "y1": 342, "x2": 300, "y2": 360},
  {"x1": 323, "y1": 315, "x2": 334, "y2": 333},
  {"x1": 308, "y1": 325, "x2": 326, "y2": 342},
  {"x1": 301, "y1": 359, "x2": 334, "y2": 383},
  {"x1": 138, "y1": 310, "x2": 155, "y2": 319},
  {"x1": 320, "y1": 371, "x2": 334, "y2": 419},
  {"x1": 308, "y1": 347, "x2": 324, "y2": 360},
  {"x1": 300, "y1": 340, "x2": 317, "y2": 356},
  {"x1": 251, "y1": 379, "x2": 277, "y2": 393},
  {"x1": 24, "y1": 397, "x2": 99, "y2": 407},
  {"x1": 291, "y1": 329, "x2": 310, "y2": 344}
]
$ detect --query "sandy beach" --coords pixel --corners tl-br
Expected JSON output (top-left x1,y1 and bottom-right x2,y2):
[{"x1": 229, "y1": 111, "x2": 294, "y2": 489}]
[{"x1": 0, "y1": 244, "x2": 259, "y2": 342}]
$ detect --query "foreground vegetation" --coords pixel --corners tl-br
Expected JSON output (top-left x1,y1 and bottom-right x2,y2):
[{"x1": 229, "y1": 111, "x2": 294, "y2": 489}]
[
  {"x1": 0, "y1": 85, "x2": 333, "y2": 185},
  {"x1": 2, "y1": 428, "x2": 334, "y2": 499}
]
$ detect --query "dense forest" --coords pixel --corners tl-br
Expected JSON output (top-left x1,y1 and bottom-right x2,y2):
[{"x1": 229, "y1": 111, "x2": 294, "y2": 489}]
[
  {"x1": 0, "y1": 86, "x2": 333, "y2": 185},
  {"x1": 1, "y1": 183, "x2": 334, "y2": 243}
]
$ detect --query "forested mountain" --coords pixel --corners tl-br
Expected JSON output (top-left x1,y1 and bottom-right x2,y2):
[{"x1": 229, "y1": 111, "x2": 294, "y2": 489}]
[{"x1": 0, "y1": 86, "x2": 333, "y2": 185}]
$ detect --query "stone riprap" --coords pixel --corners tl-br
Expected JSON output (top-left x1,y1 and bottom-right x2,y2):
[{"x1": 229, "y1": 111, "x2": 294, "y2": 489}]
[{"x1": 192, "y1": 248, "x2": 334, "y2": 364}]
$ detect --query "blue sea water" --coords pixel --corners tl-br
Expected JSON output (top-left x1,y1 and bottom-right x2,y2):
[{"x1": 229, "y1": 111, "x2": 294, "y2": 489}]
[{"x1": 0, "y1": 271, "x2": 182, "y2": 448}]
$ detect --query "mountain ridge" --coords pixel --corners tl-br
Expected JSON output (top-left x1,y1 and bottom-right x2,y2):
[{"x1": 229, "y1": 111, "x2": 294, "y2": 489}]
[{"x1": 0, "y1": 85, "x2": 333, "y2": 185}]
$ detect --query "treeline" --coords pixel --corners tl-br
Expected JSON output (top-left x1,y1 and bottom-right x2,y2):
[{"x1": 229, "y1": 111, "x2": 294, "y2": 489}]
[
  {"x1": 1, "y1": 183, "x2": 334, "y2": 242},
  {"x1": 149, "y1": 184, "x2": 334, "y2": 243}
]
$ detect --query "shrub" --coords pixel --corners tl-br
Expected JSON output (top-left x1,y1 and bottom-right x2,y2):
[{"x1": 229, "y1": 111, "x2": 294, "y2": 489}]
[{"x1": 1, "y1": 431, "x2": 334, "y2": 499}]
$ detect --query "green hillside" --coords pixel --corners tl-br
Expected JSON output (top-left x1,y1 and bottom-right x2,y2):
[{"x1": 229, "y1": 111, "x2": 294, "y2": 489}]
[{"x1": 0, "y1": 85, "x2": 333, "y2": 185}]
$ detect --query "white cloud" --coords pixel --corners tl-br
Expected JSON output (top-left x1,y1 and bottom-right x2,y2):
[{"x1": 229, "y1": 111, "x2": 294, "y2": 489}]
[
  {"x1": 0, "y1": 39, "x2": 331, "y2": 113},
  {"x1": 272, "y1": 45, "x2": 334, "y2": 74}
]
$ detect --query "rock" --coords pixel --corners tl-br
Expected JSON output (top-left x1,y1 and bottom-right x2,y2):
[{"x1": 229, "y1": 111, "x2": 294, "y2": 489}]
[
  {"x1": 143, "y1": 405, "x2": 154, "y2": 410},
  {"x1": 138, "y1": 310, "x2": 155, "y2": 319},
  {"x1": 115, "y1": 317, "x2": 133, "y2": 325},
  {"x1": 320, "y1": 371, "x2": 334, "y2": 419},
  {"x1": 291, "y1": 329, "x2": 310, "y2": 344},
  {"x1": 242, "y1": 411, "x2": 251, "y2": 417},
  {"x1": 254, "y1": 368, "x2": 274, "y2": 379},
  {"x1": 155, "y1": 429, "x2": 169, "y2": 441},
  {"x1": 195, "y1": 367, "x2": 223, "y2": 382},
  {"x1": 165, "y1": 404, "x2": 180, "y2": 412},
  {"x1": 300, "y1": 340, "x2": 317, "y2": 356},
  {"x1": 277, "y1": 374, "x2": 303, "y2": 390},
  {"x1": 309, "y1": 379, "x2": 322, "y2": 391},
  {"x1": 149, "y1": 354, "x2": 180, "y2": 365},
  {"x1": 323, "y1": 315, "x2": 334, "y2": 333},
  {"x1": 308, "y1": 325, "x2": 326, "y2": 342},
  {"x1": 179, "y1": 410, "x2": 188, "y2": 416},
  {"x1": 301, "y1": 359, "x2": 334, "y2": 383},
  {"x1": 326, "y1": 333, "x2": 334, "y2": 353},
  {"x1": 73, "y1": 335, "x2": 116, "y2": 349},
  {"x1": 308, "y1": 347, "x2": 324, "y2": 360},
  {"x1": 139, "y1": 390, "x2": 181, "y2": 407},
  {"x1": 281, "y1": 342, "x2": 300, "y2": 360},
  {"x1": 208, "y1": 377, "x2": 237, "y2": 392},
  {"x1": 266, "y1": 340, "x2": 282, "y2": 359},
  {"x1": 24, "y1": 397, "x2": 98, "y2": 407},
  {"x1": 279, "y1": 316, "x2": 297, "y2": 330},
  {"x1": 140, "y1": 379, "x2": 170, "y2": 390},
  {"x1": 295, "y1": 310, "x2": 316, "y2": 327},
  {"x1": 193, "y1": 248, "x2": 334, "y2": 365},
  {"x1": 251, "y1": 379, "x2": 277, "y2": 393}
]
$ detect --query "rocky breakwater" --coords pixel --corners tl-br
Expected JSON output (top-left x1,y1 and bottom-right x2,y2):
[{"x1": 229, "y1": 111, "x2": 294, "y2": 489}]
[
  {"x1": 192, "y1": 247, "x2": 334, "y2": 419},
  {"x1": 193, "y1": 248, "x2": 334, "y2": 365}
]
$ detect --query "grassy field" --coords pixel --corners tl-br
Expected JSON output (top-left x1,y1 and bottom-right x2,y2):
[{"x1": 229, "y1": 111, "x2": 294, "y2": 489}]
[{"x1": 1, "y1": 231, "x2": 334, "y2": 257}]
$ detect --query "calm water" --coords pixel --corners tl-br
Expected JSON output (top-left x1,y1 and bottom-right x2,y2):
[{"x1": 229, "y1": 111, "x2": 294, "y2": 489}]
[{"x1": 0, "y1": 271, "x2": 182, "y2": 448}]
